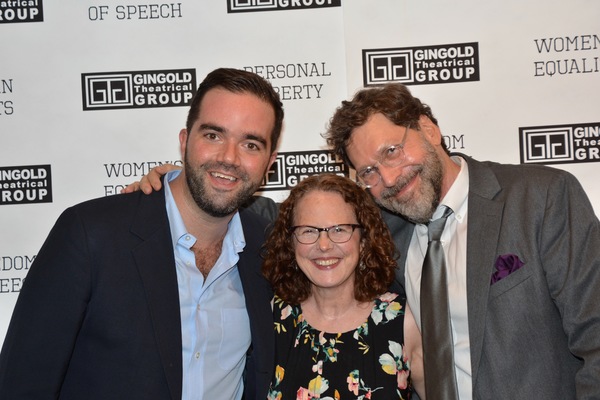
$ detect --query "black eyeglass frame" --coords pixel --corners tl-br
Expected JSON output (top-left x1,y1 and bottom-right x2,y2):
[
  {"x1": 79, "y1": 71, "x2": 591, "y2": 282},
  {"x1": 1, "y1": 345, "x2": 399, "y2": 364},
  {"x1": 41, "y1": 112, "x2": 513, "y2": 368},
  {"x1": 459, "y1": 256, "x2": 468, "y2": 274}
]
[{"x1": 290, "y1": 224, "x2": 362, "y2": 244}]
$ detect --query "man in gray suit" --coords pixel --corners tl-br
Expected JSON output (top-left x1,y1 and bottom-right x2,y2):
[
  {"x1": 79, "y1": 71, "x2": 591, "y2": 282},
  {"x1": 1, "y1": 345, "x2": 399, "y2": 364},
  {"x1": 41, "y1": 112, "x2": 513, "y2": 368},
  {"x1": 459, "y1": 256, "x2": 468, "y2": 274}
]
[
  {"x1": 128, "y1": 83, "x2": 600, "y2": 399},
  {"x1": 325, "y1": 83, "x2": 600, "y2": 399}
]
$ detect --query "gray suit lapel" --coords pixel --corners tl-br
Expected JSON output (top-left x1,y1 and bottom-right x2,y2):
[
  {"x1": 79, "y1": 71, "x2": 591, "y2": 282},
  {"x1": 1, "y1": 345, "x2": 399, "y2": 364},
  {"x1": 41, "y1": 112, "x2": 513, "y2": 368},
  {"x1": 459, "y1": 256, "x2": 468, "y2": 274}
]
[{"x1": 463, "y1": 157, "x2": 504, "y2": 385}]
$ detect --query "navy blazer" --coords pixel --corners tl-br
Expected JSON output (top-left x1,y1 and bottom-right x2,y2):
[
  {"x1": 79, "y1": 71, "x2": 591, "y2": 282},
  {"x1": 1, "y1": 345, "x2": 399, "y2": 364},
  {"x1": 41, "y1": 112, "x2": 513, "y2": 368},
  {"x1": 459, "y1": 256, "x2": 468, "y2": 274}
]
[{"x1": 0, "y1": 188, "x2": 274, "y2": 400}]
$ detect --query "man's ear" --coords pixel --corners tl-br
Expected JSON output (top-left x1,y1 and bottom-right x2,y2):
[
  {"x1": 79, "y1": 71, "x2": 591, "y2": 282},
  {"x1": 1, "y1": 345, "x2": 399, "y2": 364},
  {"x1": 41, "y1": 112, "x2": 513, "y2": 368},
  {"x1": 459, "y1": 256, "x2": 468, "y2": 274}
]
[
  {"x1": 179, "y1": 128, "x2": 188, "y2": 161},
  {"x1": 267, "y1": 151, "x2": 278, "y2": 171},
  {"x1": 418, "y1": 115, "x2": 442, "y2": 146}
]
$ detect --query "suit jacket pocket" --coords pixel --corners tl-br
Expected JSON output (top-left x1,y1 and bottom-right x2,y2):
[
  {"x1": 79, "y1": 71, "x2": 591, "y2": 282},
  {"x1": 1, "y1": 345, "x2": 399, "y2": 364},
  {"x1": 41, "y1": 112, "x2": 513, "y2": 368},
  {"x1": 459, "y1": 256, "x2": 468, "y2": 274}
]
[{"x1": 488, "y1": 264, "x2": 531, "y2": 300}]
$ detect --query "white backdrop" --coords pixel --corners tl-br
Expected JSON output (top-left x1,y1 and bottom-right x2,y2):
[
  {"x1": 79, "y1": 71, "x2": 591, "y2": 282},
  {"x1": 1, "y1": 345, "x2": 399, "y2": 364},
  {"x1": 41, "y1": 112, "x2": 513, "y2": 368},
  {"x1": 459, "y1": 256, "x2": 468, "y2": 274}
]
[{"x1": 1, "y1": 0, "x2": 598, "y2": 343}]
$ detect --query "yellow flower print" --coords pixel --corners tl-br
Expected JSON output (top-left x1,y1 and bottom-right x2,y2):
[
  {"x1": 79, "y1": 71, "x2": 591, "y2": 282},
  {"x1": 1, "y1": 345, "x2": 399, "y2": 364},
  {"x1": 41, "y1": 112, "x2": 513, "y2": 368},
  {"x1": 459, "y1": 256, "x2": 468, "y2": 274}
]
[
  {"x1": 379, "y1": 340, "x2": 404, "y2": 375},
  {"x1": 296, "y1": 376, "x2": 330, "y2": 399},
  {"x1": 371, "y1": 292, "x2": 403, "y2": 325},
  {"x1": 274, "y1": 365, "x2": 285, "y2": 386},
  {"x1": 308, "y1": 375, "x2": 329, "y2": 395}
]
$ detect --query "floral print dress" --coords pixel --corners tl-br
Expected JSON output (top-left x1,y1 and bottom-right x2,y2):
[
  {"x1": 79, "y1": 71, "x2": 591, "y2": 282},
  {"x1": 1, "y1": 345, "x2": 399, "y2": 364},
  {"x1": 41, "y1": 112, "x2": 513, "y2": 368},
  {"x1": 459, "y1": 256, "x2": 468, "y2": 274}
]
[{"x1": 267, "y1": 292, "x2": 411, "y2": 400}]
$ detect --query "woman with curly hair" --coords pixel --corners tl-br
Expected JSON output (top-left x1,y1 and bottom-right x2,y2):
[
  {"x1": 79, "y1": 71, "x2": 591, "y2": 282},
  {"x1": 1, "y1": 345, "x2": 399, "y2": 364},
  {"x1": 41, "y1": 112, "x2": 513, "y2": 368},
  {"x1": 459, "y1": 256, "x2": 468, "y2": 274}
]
[{"x1": 262, "y1": 174, "x2": 424, "y2": 399}]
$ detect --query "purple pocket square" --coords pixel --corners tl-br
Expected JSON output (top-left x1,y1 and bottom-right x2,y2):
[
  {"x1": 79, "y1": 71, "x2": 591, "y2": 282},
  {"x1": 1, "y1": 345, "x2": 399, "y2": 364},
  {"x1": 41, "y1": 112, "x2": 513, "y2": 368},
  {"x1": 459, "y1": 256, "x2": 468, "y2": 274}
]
[{"x1": 491, "y1": 254, "x2": 525, "y2": 284}]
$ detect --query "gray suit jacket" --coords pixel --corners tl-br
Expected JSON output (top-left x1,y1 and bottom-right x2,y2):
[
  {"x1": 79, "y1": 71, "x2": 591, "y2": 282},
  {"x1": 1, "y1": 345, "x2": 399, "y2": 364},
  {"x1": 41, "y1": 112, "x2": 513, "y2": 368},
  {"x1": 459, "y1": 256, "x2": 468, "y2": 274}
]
[{"x1": 383, "y1": 156, "x2": 600, "y2": 399}]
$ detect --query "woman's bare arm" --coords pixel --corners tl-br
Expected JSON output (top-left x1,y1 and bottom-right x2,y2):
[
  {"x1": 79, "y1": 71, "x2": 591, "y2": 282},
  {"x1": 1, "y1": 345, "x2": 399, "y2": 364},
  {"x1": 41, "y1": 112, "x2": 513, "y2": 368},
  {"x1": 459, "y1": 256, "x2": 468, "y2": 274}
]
[{"x1": 404, "y1": 303, "x2": 425, "y2": 399}]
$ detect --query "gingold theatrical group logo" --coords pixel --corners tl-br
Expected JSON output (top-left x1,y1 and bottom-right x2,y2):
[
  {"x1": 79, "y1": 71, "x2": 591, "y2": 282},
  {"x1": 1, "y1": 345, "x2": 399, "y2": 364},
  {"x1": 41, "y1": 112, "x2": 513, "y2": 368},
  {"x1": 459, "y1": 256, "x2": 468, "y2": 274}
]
[
  {"x1": 0, "y1": 165, "x2": 52, "y2": 205},
  {"x1": 0, "y1": 0, "x2": 43, "y2": 23},
  {"x1": 362, "y1": 42, "x2": 480, "y2": 86},
  {"x1": 260, "y1": 150, "x2": 348, "y2": 190},
  {"x1": 81, "y1": 68, "x2": 197, "y2": 110},
  {"x1": 519, "y1": 122, "x2": 600, "y2": 165},
  {"x1": 227, "y1": 0, "x2": 340, "y2": 13}
]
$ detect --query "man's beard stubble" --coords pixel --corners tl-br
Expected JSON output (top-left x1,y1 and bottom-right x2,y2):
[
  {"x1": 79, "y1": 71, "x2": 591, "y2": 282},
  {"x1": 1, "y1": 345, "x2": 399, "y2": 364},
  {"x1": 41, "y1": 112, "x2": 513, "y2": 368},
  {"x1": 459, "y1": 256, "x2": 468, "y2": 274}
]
[
  {"x1": 185, "y1": 160, "x2": 261, "y2": 218},
  {"x1": 377, "y1": 144, "x2": 444, "y2": 225}
]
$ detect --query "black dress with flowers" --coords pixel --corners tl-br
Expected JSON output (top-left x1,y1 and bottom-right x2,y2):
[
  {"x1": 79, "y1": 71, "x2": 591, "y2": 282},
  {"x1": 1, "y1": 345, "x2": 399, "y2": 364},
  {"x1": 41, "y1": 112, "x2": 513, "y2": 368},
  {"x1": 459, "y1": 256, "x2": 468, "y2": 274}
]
[{"x1": 267, "y1": 292, "x2": 411, "y2": 400}]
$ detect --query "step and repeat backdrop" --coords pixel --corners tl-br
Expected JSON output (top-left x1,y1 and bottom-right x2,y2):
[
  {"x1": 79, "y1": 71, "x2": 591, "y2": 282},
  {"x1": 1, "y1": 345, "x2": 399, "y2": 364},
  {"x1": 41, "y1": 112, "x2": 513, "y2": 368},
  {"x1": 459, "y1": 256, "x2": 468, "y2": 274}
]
[{"x1": 1, "y1": 0, "x2": 598, "y2": 341}]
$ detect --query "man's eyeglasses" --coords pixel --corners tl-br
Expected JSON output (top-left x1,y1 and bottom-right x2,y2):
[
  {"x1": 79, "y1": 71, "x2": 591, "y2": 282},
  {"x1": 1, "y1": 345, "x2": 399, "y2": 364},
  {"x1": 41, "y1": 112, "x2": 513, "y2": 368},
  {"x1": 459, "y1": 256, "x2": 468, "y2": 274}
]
[
  {"x1": 291, "y1": 224, "x2": 362, "y2": 244},
  {"x1": 356, "y1": 125, "x2": 411, "y2": 189}
]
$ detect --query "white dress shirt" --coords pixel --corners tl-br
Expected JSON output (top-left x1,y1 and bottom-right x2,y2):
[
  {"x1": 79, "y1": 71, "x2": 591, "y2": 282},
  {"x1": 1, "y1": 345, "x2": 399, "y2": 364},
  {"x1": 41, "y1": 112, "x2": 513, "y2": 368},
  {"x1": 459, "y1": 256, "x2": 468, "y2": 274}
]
[{"x1": 406, "y1": 156, "x2": 472, "y2": 400}]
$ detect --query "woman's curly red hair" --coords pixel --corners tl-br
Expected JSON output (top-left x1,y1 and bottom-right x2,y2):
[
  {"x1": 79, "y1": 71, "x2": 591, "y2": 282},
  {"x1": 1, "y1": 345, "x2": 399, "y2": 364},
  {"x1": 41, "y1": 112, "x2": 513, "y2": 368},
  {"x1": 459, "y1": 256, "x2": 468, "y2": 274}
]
[{"x1": 262, "y1": 173, "x2": 398, "y2": 304}]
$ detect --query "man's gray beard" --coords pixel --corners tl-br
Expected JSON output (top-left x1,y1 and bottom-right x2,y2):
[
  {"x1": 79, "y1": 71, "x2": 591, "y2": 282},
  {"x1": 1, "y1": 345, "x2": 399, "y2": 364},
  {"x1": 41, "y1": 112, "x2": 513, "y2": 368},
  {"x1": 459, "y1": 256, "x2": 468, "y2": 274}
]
[
  {"x1": 185, "y1": 161, "x2": 260, "y2": 218},
  {"x1": 377, "y1": 147, "x2": 443, "y2": 224}
]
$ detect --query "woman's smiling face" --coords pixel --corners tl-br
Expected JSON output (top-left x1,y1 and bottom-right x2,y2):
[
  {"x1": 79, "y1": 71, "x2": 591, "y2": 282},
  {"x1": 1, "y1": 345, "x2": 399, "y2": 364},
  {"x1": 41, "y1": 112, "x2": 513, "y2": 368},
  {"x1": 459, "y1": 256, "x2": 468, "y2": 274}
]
[{"x1": 292, "y1": 190, "x2": 362, "y2": 296}]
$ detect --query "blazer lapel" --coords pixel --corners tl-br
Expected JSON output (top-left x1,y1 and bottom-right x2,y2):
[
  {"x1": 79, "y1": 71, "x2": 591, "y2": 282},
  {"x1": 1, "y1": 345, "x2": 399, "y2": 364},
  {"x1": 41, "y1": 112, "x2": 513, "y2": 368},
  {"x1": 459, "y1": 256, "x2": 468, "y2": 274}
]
[
  {"x1": 463, "y1": 157, "x2": 504, "y2": 385},
  {"x1": 130, "y1": 190, "x2": 182, "y2": 400},
  {"x1": 237, "y1": 210, "x2": 274, "y2": 370}
]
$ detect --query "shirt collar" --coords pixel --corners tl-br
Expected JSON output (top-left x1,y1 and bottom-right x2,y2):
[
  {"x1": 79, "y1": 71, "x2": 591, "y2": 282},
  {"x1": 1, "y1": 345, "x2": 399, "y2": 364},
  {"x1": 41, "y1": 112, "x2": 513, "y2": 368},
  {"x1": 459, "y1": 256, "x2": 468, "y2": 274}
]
[
  {"x1": 432, "y1": 155, "x2": 469, "y2": 223},
  {"x1": 163, "y1": 169, "x2": 246, "y2": 253}
]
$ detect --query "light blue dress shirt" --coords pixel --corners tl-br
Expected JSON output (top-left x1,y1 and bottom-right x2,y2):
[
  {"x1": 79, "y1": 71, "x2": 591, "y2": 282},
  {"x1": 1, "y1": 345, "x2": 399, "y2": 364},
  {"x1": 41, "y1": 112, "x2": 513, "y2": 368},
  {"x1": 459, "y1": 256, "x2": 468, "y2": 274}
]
[{"x1": 164, "y1": 170, "x2": 251, "y2": 400}]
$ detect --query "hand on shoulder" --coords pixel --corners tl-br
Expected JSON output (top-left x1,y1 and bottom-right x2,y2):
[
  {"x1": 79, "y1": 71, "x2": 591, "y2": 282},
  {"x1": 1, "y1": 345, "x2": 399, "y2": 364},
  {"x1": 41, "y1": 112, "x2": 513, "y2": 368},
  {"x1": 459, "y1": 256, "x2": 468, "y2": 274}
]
[{"x1": 120, "y1": 163, "x2": 181, "y2": 194}]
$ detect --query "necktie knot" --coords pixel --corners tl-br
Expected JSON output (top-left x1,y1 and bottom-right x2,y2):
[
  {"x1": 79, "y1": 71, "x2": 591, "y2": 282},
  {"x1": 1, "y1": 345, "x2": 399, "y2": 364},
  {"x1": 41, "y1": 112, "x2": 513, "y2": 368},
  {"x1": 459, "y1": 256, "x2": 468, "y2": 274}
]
[{"x1": 428, "y1": 206, "x2": 453, "y2": 241}]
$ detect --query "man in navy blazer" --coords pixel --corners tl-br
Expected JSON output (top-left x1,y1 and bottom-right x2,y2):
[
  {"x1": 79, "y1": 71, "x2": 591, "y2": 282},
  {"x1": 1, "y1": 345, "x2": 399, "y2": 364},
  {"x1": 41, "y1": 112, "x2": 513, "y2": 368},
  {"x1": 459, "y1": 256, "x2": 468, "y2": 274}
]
[
  {"x1": 0, "y1": 68, "x2": 282, "y2": 400},
  {"x1": 325, "y1": 83, "x2": 600, "y2": 399}
]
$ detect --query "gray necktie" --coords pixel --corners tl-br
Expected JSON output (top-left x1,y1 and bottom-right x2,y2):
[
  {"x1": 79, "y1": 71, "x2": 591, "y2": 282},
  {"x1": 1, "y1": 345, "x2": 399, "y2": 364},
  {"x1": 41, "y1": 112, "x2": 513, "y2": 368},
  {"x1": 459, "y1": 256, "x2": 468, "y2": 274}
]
[{"x1": 421, "y1": 206, "x2": 459, "y2": 400}]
